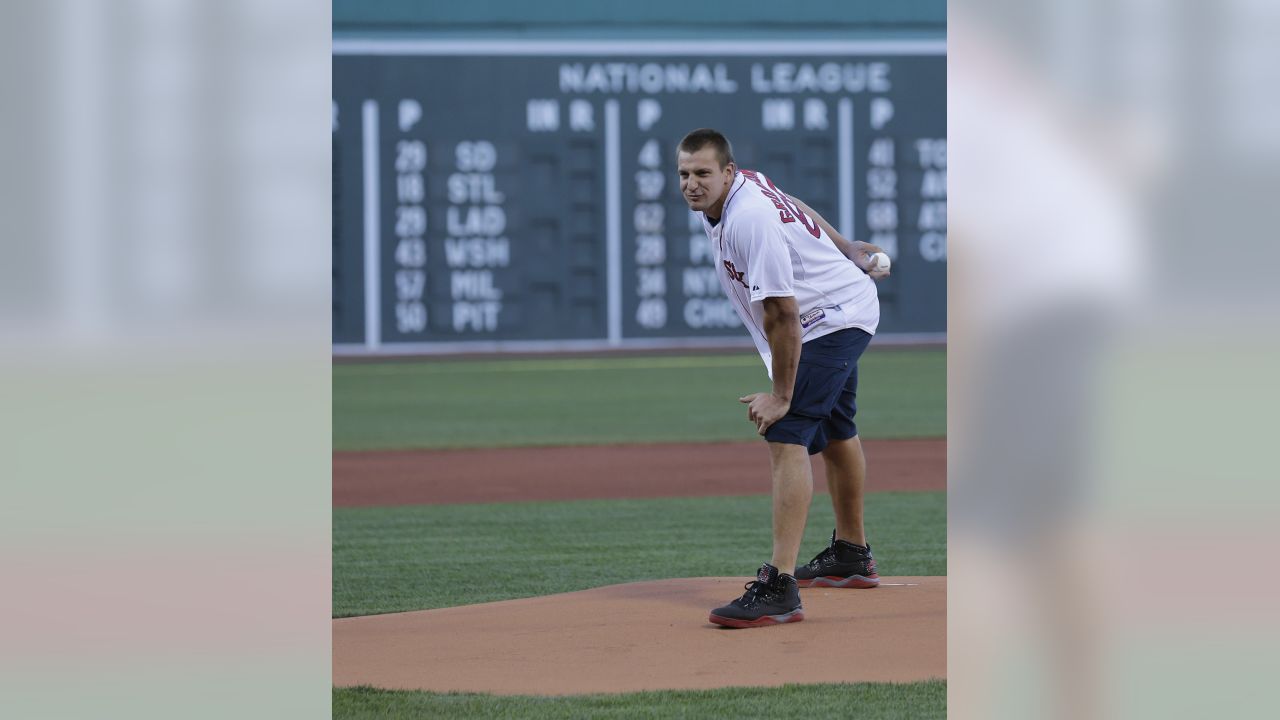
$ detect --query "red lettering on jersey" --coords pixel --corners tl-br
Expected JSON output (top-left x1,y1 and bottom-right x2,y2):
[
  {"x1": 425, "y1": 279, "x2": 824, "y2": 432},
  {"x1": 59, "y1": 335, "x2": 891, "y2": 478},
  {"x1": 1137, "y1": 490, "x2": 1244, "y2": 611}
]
[
  {"x1": 764, "y1": 176, "x2": 822, "y2": 239},
  {"x1": 742, "y1": 169, "x2": 821, "y2": 237},
  {"x1": 723, "y1": 260, "x2": 748, "y2": 289}
]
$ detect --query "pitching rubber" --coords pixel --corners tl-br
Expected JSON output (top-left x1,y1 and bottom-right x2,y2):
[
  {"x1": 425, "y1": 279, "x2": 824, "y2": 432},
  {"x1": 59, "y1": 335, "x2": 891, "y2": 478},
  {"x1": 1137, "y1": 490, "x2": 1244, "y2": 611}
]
[
  {"x1": 796, "y1": 575, "x2": 880, "y2": 589},
  {"x1": 708, "y1": 609, "x2": 805, "y2": 628}
]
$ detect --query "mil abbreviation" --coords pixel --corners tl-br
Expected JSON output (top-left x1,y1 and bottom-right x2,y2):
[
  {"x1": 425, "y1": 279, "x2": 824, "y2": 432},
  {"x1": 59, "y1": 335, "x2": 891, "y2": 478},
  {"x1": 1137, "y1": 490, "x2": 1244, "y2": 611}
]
[{"x1": 451, "y1": 271, "x2": 503, "y2": 301}]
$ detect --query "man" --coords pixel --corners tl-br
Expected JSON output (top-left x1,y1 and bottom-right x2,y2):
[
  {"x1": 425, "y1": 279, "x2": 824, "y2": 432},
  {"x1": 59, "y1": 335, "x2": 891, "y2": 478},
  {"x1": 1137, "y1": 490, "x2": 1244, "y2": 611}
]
[{"x1": 676, "y1": 128, "x2": 889, "y2": 629}]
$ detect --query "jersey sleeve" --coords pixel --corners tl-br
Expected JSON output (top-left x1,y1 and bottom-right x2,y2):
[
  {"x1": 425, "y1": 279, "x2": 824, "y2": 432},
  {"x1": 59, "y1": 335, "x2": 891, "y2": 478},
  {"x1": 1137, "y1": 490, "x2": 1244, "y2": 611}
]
[{"x1": 734, "y1": 213, "x2": 795, "y2": 304}]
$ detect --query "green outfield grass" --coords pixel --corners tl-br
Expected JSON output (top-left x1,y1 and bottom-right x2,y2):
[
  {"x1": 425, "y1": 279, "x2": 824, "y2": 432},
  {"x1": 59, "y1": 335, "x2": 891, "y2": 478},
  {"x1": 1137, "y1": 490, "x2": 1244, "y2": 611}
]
[
  {"x1": 333, "y1": 348, "x2": 945, "y2": 451},
  {"x1": 333, "y1": 491, "x2": 944, "y2": 617},
  {"x1": 334, "y1": 681, "x2": 946, "y2": 719}
]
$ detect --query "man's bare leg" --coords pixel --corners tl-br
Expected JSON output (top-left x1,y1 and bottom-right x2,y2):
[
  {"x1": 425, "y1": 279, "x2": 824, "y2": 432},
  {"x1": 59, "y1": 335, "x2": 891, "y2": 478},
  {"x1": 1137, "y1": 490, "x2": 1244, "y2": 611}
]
[
  {"x1": 768, "y1": 441, "x2": 814, "y2": 575},
  {"x1": 820, "y1": 435, "x2": 867, "y2": 546}
]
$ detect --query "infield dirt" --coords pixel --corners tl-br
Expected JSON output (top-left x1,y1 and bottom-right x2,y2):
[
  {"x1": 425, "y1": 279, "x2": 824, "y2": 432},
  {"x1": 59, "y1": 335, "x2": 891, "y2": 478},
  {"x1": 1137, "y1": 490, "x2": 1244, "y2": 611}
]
[{"x1": 334, "y1": 576, "x2": 945, "y2": 694}]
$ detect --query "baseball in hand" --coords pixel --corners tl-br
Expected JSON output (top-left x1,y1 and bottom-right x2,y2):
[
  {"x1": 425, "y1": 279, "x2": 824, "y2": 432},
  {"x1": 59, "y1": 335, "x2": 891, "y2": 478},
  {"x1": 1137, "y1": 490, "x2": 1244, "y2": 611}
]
[{"x1": 867, "y1": 252, "x2": 891, "y2": 273}]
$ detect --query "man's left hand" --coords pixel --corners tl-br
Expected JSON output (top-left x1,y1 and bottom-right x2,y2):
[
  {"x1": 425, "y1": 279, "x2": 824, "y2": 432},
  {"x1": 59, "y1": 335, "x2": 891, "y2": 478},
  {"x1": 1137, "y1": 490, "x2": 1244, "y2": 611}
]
[
  {"x1": 739, "y1": 392, "x2": 791, "y2": 435},
  {"x1": 852, "y1": 242, "x2": 891, "y2": 280}
]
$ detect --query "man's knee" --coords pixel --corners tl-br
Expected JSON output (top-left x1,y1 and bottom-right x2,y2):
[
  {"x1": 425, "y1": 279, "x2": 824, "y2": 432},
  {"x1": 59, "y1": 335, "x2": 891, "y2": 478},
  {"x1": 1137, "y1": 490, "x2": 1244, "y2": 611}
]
[
  {"x1": 769, "y1": 440, "x2": 809, "y2": 457},
  {"x1": 821, "y1": 434, "x2": 861, "y2": 456}
]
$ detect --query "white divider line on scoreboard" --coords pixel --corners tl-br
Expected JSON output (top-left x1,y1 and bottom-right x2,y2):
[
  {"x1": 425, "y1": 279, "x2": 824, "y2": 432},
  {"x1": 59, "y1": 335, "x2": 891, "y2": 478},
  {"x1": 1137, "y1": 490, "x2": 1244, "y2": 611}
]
[
  {"x1": 332, "y1": 39, "x2": 946, "y2": 56},
  {"x1": 362, "y1": 100, "x2": 382, "y2": 349},
  {"x1": 838, "y1": 98, "x2": 854, "y2": 240},
  {"x1": 605, "y1": 99, "x2": 623, "y2": 346}
]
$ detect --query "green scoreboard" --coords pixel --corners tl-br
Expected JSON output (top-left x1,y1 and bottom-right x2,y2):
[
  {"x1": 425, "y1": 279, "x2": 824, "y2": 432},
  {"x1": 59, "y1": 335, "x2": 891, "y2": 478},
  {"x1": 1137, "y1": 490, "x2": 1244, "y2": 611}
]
[{"x1": 333, "y1": 39, "x2": 945, "y2": 353}]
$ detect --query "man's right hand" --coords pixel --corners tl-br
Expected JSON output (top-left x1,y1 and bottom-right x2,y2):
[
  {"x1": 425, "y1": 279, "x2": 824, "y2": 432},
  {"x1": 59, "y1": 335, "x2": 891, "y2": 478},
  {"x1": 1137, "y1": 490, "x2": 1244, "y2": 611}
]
[{"x1": 739, "y1": 392, "x2": 791, "y2": 435}]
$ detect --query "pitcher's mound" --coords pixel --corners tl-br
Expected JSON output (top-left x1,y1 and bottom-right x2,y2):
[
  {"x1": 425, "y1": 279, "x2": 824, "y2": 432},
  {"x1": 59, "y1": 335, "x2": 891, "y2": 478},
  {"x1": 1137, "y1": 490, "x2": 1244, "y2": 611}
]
[{"x1": 334, "y1": 576, "x2": 944, "y2": 695}]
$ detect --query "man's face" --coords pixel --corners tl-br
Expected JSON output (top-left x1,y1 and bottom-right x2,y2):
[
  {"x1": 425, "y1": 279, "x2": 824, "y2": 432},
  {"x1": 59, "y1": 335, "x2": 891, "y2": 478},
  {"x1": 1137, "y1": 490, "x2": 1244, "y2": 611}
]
[{"x1": 678, "y1": 146, "x2": 736, "y2": 215}]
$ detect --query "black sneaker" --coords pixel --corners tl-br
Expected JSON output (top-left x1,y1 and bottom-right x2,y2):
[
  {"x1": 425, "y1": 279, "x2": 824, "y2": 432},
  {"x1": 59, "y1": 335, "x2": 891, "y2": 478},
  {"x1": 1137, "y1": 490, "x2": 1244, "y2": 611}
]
[
  {"x1": 708, "y1": 563, "x2": 804, "y2": 628},
  {"x1": 794, "y1": 531, "x2": 880, "y2": 588}
]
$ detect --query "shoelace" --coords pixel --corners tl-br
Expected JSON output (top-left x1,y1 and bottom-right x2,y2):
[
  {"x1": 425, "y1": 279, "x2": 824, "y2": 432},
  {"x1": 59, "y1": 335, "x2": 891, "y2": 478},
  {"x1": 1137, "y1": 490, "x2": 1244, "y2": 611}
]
[
  {"x1": 807, "y1": 546, "x2": 837, "y2": 568},
  {"x1": 736, "y1": 580, "x2": 773, "y2": 607}
]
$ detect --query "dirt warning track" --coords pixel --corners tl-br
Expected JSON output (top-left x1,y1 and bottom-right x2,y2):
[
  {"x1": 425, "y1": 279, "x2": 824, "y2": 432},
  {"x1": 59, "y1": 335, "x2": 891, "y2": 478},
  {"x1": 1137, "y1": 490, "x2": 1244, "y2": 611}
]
[{"x1": 334, "y1": 438, "x2": 944, "y2": 507}]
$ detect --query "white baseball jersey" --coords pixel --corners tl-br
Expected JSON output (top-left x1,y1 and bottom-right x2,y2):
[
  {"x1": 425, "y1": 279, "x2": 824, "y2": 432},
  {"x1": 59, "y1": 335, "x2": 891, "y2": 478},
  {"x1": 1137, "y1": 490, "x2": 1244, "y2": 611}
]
[{"x1": 700, "y1": 169, "x2": 880, "y2": 376}]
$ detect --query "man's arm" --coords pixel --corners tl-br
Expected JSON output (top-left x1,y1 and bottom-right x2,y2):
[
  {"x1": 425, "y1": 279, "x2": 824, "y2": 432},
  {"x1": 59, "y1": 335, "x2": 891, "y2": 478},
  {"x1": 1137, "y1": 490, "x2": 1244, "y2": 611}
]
[
  {"x1": 787, "y1": 194, "x2": 890, "y2": 279},
  {"x1": 740, "y1": 295, "x2": 801, "y2": 435}
]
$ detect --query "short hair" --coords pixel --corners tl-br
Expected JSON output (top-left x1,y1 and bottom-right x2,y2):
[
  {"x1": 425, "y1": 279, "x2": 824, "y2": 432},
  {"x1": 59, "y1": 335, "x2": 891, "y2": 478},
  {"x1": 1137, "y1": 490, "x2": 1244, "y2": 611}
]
[{"x1": 678, "y1": 128, "x2": 735, "y2": 168}]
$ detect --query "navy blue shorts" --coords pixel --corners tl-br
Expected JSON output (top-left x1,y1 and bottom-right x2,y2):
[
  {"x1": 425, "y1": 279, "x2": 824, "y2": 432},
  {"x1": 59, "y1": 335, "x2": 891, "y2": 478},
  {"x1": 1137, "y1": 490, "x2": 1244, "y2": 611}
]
[{"x1": 764, "y1": 328, "x2": 873, "y2": 455}]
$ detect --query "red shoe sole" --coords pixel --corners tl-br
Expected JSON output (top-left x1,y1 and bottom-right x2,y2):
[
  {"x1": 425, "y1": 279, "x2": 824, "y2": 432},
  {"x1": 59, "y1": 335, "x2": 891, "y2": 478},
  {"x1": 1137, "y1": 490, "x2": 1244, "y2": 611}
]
[
  {"x1": 708, "y1": 609, "x2": 804, "y2": 628},
  {"x1": 796, "y1": 575, "x2": 880, "y2": 589}
]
